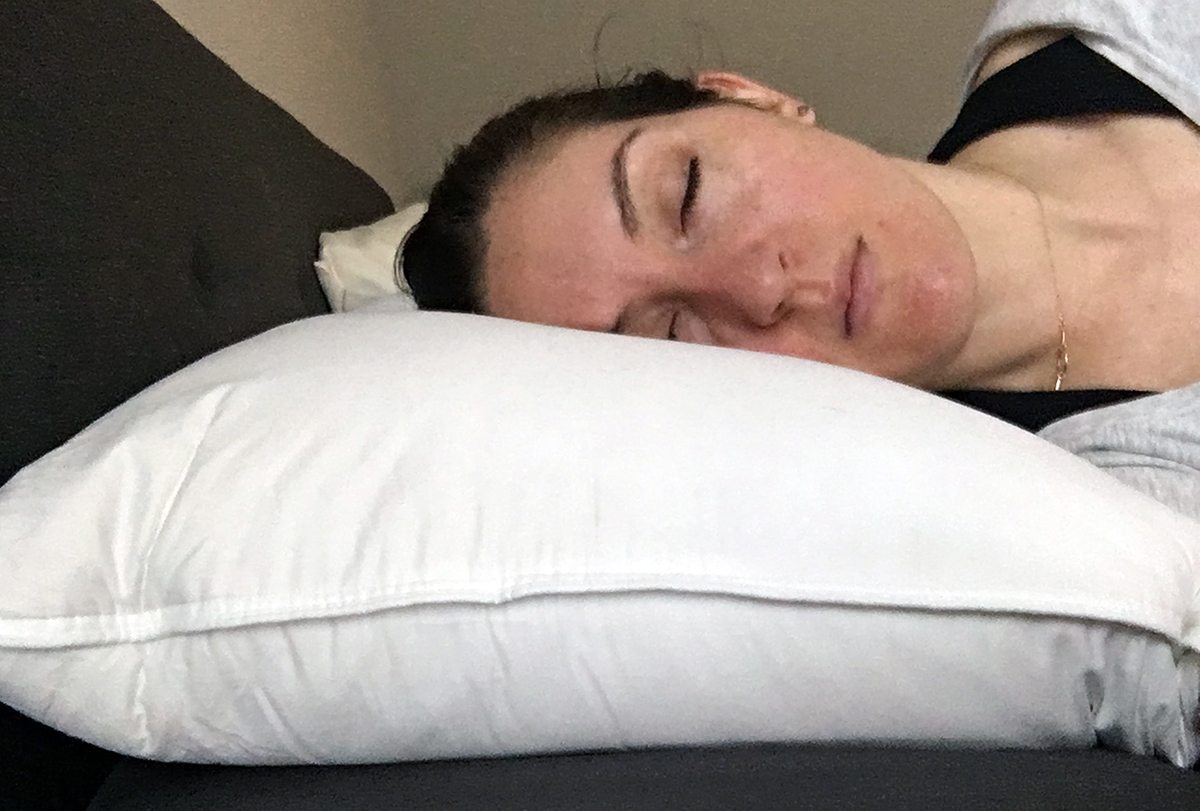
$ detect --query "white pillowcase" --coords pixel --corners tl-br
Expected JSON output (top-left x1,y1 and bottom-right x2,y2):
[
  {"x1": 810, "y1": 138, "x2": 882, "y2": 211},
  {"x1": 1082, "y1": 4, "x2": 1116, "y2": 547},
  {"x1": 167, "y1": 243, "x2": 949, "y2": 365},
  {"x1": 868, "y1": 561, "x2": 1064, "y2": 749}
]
[
  {"x1": 314, "y1": 202, "x2": 426, "y2": 312},
  {"x1": 1, "y1": 310, "x2": 1198, "y2": 766}
]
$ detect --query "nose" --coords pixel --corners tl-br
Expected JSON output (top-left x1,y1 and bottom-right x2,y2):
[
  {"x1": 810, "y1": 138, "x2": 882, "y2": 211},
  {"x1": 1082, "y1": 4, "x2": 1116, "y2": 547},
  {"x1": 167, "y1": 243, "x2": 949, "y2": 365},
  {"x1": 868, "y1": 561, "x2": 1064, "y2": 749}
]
[{"x1": 716, "y1": 247, "x2": 833, "y2": 329}]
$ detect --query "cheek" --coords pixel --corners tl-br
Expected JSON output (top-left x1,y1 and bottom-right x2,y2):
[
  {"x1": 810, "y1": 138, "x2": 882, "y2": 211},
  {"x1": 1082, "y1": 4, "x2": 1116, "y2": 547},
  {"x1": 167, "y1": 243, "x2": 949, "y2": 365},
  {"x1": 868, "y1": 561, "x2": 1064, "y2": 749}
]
[
  {"x1": 871, "y1": 196, "x2": 977, "y2": 377},
  {"x1": 883, "y1": 188, "x2": 976, "y2": 312},
  {"x1": 710, "y1": 130, "x2": 846, "y2": 234}
]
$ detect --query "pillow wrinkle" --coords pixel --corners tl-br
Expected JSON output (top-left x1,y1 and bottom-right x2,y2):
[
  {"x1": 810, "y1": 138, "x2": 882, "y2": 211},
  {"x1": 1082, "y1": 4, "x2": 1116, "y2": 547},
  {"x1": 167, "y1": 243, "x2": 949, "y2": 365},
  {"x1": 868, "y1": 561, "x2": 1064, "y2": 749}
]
[
  {"x1": 138, "y1": 384, "x2": 235, "y2": 614},
  {"x1": 130, "y1": 639, "x2": 152, "y2": 757}
]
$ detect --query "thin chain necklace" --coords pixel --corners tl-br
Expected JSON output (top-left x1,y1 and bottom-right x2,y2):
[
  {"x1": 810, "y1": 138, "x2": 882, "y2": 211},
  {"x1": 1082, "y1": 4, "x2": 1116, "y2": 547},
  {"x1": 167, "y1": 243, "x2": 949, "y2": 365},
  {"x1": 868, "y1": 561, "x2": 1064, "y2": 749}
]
[{"x1": 1024, "y1": 183, "x2": 1071, "y2": 391}]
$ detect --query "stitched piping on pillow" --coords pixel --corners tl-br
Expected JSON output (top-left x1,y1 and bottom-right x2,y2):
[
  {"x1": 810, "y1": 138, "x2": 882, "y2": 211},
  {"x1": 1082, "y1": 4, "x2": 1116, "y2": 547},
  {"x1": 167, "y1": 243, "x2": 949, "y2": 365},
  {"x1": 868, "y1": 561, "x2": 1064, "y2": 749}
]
[
  {"x1": 7, "y1": 574, "x2": 1192, "y2": 620},
  {"x1": 5, "y1": 579, "x2": 1187, "y2": 649}
]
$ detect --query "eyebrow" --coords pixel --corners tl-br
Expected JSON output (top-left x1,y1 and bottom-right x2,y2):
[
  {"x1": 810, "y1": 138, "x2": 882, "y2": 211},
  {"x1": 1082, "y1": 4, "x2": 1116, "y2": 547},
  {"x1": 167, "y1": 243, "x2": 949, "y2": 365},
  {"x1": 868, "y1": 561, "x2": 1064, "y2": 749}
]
[{"x1": 610, "y1": 126, "x2": 643, "y2": 238}]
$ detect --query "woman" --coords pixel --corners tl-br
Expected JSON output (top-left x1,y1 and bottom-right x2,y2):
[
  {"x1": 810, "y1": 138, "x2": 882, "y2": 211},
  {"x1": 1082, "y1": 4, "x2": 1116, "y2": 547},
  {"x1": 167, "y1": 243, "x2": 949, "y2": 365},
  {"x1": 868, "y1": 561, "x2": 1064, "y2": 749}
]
[{"x1": 402, "y1": 2, "x2": 1200, "y2": 516}]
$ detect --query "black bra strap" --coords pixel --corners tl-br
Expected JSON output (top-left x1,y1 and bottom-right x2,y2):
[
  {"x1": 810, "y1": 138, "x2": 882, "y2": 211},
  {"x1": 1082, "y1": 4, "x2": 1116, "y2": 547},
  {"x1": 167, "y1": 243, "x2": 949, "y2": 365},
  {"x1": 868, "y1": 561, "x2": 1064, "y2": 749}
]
[
  {"x1": 936, "y1": 388, "x2": 1153, "y2": 433},
  {"x1": 928, "y1": 36, "x2": 1182, "y2": 164}
]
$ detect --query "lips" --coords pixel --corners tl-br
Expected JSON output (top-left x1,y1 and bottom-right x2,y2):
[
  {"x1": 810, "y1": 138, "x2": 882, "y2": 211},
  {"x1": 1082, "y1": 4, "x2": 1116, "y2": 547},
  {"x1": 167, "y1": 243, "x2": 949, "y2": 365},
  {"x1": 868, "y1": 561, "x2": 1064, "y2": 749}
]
[{"x1": 842, "y1": 236, "x2": 875, "y2": 340}]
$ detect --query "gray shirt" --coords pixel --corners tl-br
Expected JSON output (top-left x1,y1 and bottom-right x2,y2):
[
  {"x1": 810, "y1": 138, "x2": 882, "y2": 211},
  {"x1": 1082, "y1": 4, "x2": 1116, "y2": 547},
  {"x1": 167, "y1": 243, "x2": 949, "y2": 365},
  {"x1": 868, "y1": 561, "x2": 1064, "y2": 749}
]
[
  {"x1": 966, "y1": 3, "x2": 1200, "y2": 522},
  {"x1": 1038, "y1": 383, "x2": 1200, "y2": 523}
]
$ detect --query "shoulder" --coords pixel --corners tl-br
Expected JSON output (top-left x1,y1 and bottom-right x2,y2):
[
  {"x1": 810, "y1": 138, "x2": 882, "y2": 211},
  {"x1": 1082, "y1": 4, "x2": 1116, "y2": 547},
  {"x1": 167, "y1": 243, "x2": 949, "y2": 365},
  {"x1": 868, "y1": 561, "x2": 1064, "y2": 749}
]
[{"x1": 970, "y1": 28, "x2": 1071, "y2": 91}]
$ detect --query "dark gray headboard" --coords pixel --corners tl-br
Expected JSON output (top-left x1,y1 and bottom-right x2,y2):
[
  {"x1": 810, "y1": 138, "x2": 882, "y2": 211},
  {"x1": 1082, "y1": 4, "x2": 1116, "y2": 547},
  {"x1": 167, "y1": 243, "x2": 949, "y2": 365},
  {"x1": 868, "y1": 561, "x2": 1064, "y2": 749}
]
[
  {"x1": 0, "y1": 2, "x2": 392, "y2": 806},
  {"x1": 0, "y1": 0, "x2": 393, "y2": 488}
]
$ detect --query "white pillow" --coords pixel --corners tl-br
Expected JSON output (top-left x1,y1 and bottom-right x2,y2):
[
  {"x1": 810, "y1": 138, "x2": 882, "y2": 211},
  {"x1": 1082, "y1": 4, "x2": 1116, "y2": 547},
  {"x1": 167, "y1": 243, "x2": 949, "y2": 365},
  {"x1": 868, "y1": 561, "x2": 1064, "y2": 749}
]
[
  {"x1": 313, "y1": 202, "x2": 426, "y2": 312},
  {"x1": 1, "y1": 311, "x2": 1198, "y2": 766}
]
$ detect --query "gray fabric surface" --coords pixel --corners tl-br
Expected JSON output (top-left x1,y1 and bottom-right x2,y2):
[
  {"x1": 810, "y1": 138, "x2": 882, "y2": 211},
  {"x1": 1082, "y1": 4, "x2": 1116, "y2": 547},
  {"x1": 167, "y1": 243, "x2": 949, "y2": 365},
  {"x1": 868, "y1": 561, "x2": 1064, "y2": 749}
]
[
  {"x1": 87, "y1": 746, "x2": 1200, "y2": 811},
  {"x1": 1039, "y1": 381, "x2": 1200, "y2": 524}
]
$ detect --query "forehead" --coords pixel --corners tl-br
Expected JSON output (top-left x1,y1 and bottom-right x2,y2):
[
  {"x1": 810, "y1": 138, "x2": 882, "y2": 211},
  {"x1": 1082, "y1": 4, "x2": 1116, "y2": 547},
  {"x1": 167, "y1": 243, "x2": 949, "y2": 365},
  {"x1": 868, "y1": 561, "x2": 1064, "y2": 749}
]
[{"x1": 480, "y1": 119, "x2": 639, "y2": 327}]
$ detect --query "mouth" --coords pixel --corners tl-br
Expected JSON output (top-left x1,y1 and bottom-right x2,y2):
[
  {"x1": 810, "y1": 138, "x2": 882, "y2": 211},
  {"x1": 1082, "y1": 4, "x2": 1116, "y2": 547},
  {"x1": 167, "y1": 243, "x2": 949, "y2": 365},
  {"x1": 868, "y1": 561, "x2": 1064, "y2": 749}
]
[{"x1": 842, "y1": 236, "x2": 875, "y2": 340}]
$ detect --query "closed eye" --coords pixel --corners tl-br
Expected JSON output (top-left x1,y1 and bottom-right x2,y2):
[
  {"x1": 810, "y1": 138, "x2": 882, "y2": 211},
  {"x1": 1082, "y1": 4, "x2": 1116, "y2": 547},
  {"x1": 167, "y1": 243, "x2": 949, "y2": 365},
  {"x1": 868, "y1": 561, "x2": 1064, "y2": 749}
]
[{"x1": 680, "y1": 156, "x2": 701, "y2": 232}]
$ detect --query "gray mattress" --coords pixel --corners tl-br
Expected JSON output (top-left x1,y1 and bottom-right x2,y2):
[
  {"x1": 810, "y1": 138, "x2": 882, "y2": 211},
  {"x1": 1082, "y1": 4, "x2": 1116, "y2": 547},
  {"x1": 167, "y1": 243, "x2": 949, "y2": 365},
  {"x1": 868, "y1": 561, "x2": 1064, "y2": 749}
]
[{"x1": 89, "y1": 746, "x2": 1200, "y2": 811}]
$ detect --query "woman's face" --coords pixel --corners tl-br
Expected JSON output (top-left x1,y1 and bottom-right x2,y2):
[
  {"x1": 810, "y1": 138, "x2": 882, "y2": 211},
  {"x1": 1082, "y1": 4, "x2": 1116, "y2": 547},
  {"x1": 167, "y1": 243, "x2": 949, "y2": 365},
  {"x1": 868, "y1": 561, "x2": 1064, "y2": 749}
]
[{"x1": 481, "y1": 76, "x2": 978, "y2": 386}]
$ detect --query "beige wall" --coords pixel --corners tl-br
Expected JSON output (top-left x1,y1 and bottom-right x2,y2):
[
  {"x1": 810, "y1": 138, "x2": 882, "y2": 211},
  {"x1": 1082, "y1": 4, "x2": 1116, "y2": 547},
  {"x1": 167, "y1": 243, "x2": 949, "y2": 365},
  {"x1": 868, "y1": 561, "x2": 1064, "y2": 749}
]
[{"x1": 157, "y1": 0, "x2": 997, "y2": 205}]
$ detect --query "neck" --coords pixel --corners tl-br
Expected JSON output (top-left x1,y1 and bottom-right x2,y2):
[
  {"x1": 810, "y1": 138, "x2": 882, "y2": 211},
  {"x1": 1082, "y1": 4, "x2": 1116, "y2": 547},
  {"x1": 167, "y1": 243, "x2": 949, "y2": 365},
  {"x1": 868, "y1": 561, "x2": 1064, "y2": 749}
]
[{"x1": 892, "y1": 156, "x2": 1067, "y2": 390}]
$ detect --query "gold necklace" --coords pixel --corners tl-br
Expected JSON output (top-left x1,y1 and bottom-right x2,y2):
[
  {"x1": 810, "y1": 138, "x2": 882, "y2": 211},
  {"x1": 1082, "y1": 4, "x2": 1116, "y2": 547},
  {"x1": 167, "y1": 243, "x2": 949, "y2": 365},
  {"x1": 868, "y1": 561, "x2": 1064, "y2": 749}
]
[
  {"x1": 1025, "y1": 184, "x2": 1070, "y2": 391},
  {"x1": 1054, "y1": 308, "x2": 1069, "y2": 392}
]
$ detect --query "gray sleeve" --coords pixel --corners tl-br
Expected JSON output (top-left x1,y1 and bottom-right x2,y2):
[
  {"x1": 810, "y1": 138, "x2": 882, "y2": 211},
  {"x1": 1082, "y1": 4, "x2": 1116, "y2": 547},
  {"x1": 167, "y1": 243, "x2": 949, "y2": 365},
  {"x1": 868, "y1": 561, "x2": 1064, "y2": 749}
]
[
  {"x1": 963, "y1": 1, "x2": 1200, "y2": 127},
  {"x1": 1037, "y1": 382, "x2": 1200, "y2": 523}
]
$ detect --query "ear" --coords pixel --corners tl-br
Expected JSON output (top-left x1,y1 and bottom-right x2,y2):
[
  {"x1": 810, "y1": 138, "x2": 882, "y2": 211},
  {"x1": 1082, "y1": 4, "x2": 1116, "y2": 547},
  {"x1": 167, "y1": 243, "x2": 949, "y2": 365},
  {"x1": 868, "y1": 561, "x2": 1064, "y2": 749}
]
[{"x1": 695, "y1": 71, "x2": 816, "y2": 125}]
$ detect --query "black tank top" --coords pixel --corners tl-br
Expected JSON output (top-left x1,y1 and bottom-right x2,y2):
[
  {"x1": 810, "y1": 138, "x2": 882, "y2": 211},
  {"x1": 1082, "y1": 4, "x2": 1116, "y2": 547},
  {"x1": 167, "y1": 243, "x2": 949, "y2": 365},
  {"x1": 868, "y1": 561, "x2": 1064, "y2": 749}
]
[{"x1": 928, "y1": 36, "x2": 1184, "y2": 432}]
